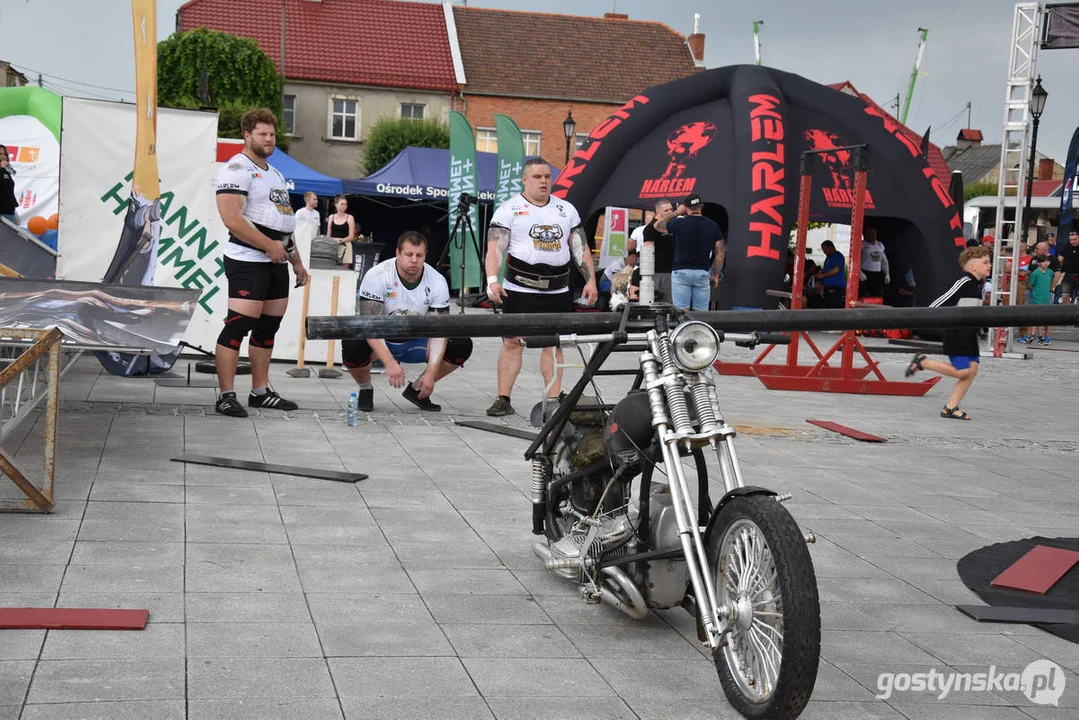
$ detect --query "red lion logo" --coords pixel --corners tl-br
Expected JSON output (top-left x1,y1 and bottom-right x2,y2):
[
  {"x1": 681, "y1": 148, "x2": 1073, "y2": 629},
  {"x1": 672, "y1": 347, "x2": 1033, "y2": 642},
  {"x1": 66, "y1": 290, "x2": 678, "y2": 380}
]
[
  {"x1": 803, "y1": 129, "x2": 852, "y2": 190},
  {"x1": 661, "y1": 122, "x2": 717, "y2": 179}
]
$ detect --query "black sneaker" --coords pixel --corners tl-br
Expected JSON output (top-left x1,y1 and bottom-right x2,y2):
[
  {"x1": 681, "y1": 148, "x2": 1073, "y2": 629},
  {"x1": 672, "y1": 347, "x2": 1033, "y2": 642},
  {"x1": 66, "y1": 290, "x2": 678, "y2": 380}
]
[
  {"x1": 215, "y1": 394, "x2": 248, "y2": 418},
  {"x1": 486, "y1": 396, "x2": 515, "y2": 417},
  {"x1": 402, "y1": 382, "x2": 441, "y2": 412},
  {"x1": 248, "y1": 389, "x2": 298, "y2": 411},
  {"x1": 357, "y1": 387, "x2": 374, "y2": 412}
]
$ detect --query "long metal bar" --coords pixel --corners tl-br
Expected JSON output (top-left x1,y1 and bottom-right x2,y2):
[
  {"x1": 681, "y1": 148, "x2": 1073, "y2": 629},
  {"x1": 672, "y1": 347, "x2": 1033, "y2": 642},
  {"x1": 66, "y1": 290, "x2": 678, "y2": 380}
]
[{"x1": 308, "y1": 304, "x2": 1079, "y2": 340}]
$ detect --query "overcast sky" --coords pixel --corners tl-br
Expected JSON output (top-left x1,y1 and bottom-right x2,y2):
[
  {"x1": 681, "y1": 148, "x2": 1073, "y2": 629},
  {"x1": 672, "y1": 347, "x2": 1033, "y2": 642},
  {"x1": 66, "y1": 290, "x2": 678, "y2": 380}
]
[{"x1": 2, "y1": 0, "x2": 1076, "y2": 161}]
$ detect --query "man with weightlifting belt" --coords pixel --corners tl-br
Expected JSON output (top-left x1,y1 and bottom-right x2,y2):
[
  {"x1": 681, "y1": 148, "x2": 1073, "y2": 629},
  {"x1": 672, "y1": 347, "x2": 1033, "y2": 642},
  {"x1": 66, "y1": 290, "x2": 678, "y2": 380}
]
[
  {"x1": 213, "y1": 108, "x2": 308, "y2": 418},
  {"x1": 484, "y1": 157, "x2": 598, "y2": 417}
]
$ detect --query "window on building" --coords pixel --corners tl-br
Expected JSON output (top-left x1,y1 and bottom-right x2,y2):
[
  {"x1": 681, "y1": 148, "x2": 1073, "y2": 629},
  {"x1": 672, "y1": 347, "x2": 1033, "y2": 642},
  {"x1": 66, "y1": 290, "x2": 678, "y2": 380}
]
[
  {"x1": 400, "y1": 103, "x2": 425, "y2": 121},
  {"x1": 476, "y1": 128, "x2": 497, "y2": 153},
  {"x1": 282, "y1": 95, "x2": 296, "y2": 135},
  {"x1": 522, "y1": 131, "x2": 541, "y2": 157},
  {"x1": 329, "y1": 97, "x2": 359, "y2": 140}
]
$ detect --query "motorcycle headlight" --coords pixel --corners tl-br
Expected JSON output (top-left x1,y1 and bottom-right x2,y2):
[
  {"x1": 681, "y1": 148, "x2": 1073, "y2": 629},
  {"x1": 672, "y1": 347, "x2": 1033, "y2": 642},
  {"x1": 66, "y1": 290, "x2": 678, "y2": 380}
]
[{"x1": 668, "y1": 321, "x2": 720, "y2": 371}]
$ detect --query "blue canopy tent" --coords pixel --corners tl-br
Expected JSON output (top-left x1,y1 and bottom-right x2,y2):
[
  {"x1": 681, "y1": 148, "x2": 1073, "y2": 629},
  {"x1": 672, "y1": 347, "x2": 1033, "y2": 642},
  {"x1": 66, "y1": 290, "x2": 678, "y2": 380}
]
[
  {"x1": 268, "y1": 148, "x2": 344, "y2": 197},
  {"x1": 342, "y1": 146, "x2": 558, "y2": 202}
]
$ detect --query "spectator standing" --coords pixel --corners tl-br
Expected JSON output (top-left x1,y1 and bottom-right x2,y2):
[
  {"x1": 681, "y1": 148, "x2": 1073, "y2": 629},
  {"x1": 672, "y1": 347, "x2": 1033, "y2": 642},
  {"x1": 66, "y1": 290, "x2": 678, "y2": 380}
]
[
  {"x1": 293, "y1": 191, "x2": 320, "y2": 239},
  {"x1": 859, "y1": 227, "x2": 890, "y2": 297},
  {"x1": 640, "y1": 199, "x2": 677, "y2": 302},
  {"x1": 1058, "y1": 228, "x2": 1079, "y2": 305},
  {"x1": 655, "y1": 194, "x2": 725, "y2": 311},
  {"x1": 1026, "y1": 254, "x2": 1056, "y2": 344},
  {"x1": 0, "y1": 145, "x2": 17, "y2": 223}
]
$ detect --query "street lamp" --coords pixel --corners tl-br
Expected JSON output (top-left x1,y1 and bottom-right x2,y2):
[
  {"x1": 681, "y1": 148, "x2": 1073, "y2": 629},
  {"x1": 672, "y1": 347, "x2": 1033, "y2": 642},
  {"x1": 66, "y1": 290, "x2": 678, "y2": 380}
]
[
  {"x1": 1023, "y1": 76, "x2": 1048, "y2": 243},
  {"x1": 563, "y1": 110, "x2": 576, "y2": 166}
]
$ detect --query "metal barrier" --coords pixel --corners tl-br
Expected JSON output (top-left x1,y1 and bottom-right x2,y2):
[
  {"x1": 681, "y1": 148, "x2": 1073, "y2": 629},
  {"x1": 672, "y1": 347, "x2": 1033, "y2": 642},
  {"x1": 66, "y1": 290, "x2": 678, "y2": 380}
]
[{"x1": 0, "y1": 327, "x2": 65, "y2": 512}]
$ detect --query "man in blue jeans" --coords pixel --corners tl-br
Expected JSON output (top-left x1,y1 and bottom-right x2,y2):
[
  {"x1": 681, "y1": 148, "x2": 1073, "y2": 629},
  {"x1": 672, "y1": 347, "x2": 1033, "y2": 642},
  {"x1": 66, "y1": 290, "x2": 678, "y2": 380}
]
[{"x1": 655, "y1": 194, "x2": 725, "y2": 310}]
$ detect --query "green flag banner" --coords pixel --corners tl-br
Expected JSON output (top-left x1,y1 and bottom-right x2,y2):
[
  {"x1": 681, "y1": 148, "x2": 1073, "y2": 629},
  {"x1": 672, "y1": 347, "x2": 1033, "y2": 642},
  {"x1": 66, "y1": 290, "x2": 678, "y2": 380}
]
[
  {"x1": 494, "y1": 114, "x2": 525, "y2": 281},
  {"x1": 448, "y1": 111, "x2": 481, "y2": 291},
  {"x1": 494, "y1": 114, "x2": 524, "y2": 206}
]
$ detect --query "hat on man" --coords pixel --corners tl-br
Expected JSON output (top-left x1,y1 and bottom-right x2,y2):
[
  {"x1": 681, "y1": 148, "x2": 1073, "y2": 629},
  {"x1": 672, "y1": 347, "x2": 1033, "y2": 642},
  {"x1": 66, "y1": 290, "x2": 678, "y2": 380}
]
[{"x1": 683, "y1": 193, "x2": 703, "y2": 209}]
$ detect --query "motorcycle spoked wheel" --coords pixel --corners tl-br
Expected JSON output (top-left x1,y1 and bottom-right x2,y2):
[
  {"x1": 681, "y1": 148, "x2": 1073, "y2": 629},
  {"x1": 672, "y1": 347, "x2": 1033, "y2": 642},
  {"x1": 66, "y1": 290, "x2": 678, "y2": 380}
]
[{"x1": 706, "y1": 495, "x2": 820, "y2": 720}]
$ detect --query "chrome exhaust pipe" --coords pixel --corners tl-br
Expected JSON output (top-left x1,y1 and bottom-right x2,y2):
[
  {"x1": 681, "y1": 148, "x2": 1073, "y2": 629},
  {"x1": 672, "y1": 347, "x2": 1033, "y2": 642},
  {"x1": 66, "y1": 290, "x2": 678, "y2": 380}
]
[{"x1": 534, "y1": 543, "x2": 649, "y2": 620}]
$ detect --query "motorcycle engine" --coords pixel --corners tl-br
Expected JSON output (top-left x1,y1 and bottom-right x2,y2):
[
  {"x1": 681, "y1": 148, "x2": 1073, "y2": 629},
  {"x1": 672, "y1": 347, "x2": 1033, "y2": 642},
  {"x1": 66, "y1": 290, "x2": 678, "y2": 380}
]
[{"x1": 548, "y1": 514, "x2": 634, "y2": 580}]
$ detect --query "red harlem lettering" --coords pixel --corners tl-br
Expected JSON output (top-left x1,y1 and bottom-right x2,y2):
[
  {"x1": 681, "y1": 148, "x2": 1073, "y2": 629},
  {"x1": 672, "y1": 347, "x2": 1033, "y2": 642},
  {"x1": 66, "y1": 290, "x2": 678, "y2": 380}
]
[
  {"x1": 747, "y1": 222, "x2": 783, "y2": 259},
  {"x1": 746, "y1": 93, "x2": 785, "y2": 262},
  {"x1": 923, "y1": 167, "x2": 953, "y2": 208},
  {"x1": 554, "y1": 95, "x2": 649, "y2": 197},
  {"x1": 750, "y1": 190, "x2": 784, "y2": 225}
]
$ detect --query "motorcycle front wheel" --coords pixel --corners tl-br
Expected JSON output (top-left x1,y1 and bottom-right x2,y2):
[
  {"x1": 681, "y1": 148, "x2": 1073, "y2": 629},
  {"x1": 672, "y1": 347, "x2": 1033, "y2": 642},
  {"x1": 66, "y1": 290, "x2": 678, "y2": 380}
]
[{"x1": 706, "y1": 495, "x2": 820, "y2": 720}]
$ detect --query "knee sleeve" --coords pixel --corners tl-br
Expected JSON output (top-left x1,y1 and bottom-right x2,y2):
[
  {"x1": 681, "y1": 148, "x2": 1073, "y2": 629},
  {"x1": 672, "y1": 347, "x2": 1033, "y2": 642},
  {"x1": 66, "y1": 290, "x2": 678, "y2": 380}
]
[
  {"x1": 249, "y1": 314, "x2": 284, "y2": 349},
  {"x1": 217, "y1": 312, "x2": 258, "y2": 350},
  {"x1": 342, "y1": 339, "x2": 373, "y2": 369},
  {"x1": 444, "y1": 338, "x2": 473, "y2": 366}
]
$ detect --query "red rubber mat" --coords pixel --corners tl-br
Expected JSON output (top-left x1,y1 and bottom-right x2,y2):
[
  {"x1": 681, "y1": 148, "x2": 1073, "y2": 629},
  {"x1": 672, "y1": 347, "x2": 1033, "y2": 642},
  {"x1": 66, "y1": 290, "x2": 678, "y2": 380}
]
[
  {"x1": 806, "y1": 419, "x2": 887, "y2": 442},
  {"x1": 990, "y1": 545, "x2": 1079, "y2": 595},
  {"x1": 0, "y1": 608, "x2": 149, "y2": 630}
]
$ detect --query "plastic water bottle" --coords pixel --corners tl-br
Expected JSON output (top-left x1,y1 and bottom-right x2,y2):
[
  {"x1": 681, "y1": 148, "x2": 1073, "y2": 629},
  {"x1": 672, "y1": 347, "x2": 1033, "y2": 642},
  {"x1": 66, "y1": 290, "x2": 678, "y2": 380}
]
[{"x1": 346, "y1": 392, "x2": 359, "y2": 427}]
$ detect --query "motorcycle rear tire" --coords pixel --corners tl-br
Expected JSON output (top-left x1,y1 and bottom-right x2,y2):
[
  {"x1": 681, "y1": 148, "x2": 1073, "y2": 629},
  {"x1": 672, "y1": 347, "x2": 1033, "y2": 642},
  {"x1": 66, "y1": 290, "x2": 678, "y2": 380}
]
[{"x1": 706, "y1": 494, "x2": 820, "y2": 720}]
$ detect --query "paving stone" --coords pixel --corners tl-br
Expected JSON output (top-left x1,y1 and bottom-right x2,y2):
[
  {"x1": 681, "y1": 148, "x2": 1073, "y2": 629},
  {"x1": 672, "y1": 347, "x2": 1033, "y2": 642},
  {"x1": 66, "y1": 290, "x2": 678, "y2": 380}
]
[
  {"x1": 485, "y1": 696, "x2": 637, "y2": 720},
  {"x1": 88, "y1": 482, "x2": 185, "y2": 504},
  {"x1": 188, "y1": 698, "x2": 344, "y2": 720},
  {"x1": 26, "y1": 659, "x2": 184, "y2": 703},
  {"x1": 0, "y1": 661, "x2": 33, "y2": 705},
  {"x1": 19, "y1": 700, "x2": 186, "y2": 720},
  {"x1": 186, "y1": 622, "x2": 322, "y2": 657},
  {"x1": 77, "y1": 502, "x2": 184, "y2": 542},
  {"x1": 55, "y1": 592, "x2": 184, "y2": 624},
  {"x1": 69, "y1": 541, "x2": 184, "y2": 567},
  {"x1": 41, "y1": 624, "x2": 184, "y2": 660},
  {"x1": 441, "y1": 624, "x2": 580, "y2": 659},
  {"x1": 330, "y1": 657, "x2": 478, "y2": 698},
  {"x1": 60, "y1": 565, "x2": 183, "y2": 594},
  {"x1": 591, "y1": 658, "x2": 719, "y2": 701},
  {"x1": 185, "y1": 592, "x2": 311, "y2": 624},
  {"x1": 425, "y1": 595, "x2": 551, "y2": 625},
  {"x1": 338, "y1": 696, "x2": 492, "y2": 720},
  {"x1": 317, "y1": 621, "x2": 454, "y2": 657},
  {"x1": 185, "y1": 543, "x2": 301, "y2": 593},
  {"x1": 187, "y1": 657, "x2": 337, "y2": 699},
  {"x1": 305, "y1": 593, "x2": 431, "y2": 624},
  {"x1": 408, "y1": 568, "x2": 527, "y2": 596}
]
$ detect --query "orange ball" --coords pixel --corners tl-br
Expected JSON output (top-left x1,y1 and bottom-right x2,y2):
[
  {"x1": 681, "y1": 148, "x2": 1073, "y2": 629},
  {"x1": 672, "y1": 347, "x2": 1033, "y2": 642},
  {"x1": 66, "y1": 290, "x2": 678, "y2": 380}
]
[
  {"x1": 27, "y1": 216, "x2": 48, "y2": 235},
  {"x1": 46, "y1": 213, "x2": 58, "y2": 230}
]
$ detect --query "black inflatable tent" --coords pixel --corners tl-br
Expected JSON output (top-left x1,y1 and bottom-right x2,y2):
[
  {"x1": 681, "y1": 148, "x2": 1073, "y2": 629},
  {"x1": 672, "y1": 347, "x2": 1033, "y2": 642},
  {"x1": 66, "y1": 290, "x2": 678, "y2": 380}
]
[{"x1": 553, "y1": 65, "x2": 966, "y2": 310}]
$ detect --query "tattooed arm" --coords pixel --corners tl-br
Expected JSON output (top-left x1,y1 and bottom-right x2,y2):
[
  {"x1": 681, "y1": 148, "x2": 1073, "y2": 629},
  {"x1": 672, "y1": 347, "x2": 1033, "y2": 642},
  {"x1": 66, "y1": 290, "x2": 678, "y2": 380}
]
[
  {"x1": 485, "y1": 225, "x2": 511, "y2": 301},
  {"x1": 570, "y1": 226, "x2": 599, "y2": 305}
]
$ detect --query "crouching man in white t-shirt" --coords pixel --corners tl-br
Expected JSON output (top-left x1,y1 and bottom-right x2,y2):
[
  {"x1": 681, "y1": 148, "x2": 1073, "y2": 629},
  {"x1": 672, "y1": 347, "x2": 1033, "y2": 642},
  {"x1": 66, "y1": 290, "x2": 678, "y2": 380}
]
[{"x1": 341, "y1": 231, "x2": 473, "y2": 413}]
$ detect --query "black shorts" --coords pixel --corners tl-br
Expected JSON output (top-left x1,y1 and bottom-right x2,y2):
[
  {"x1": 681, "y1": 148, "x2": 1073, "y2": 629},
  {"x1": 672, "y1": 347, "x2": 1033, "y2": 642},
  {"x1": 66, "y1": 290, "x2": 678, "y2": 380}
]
[
  {"x1": 224, "y1": 257, "x2": 290, "y2": 302},
  {"x1": 502, "y1": 289, "x2": 573, "y2": 314},
  {"x1": 861, "y1": 270, "x2": 886, "y2": 298},
  {"x1": 342, "y1": 337, "x2": 474, "y2": 369}
]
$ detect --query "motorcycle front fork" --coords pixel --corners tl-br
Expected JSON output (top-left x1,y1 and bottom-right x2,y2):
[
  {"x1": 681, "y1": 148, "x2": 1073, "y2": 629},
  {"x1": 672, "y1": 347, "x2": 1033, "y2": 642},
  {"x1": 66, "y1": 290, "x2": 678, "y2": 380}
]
[{"x1": 641, "y1": 345, "x2": 744, "y2": 650}]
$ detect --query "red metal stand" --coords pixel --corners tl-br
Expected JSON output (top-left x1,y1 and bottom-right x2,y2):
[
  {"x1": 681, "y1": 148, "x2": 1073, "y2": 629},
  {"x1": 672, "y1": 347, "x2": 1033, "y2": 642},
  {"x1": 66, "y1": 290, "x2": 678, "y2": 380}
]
[{"x1": 718, "y1": 146, "x2": 939, "y2": 396}]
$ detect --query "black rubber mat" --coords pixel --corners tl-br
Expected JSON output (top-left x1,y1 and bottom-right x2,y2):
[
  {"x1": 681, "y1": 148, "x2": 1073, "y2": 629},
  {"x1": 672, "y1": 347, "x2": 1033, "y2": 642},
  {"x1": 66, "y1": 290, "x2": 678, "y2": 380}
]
[
  {"x1": 172, "y1": 455, "x2": 366, "y2": 483},
  {"x1": 956, "y1": 536, "x2": 1079, "y2": 643}
]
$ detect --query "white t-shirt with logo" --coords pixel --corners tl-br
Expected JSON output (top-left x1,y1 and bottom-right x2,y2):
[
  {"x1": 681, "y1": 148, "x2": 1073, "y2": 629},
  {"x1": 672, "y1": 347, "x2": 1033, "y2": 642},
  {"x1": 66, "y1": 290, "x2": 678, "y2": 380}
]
[
  {"x1": 215, "y1": 152, "x2": 296, "y2": 262},
  {"x1": 490, "y1": 193, "x2": 581, "y2": 294},
  {"x1": 358, "y1": 258, "x2": 450, "y2": 315},
  {"x1": 861, "y1": 240, "x2": 887, "y2": 272}
]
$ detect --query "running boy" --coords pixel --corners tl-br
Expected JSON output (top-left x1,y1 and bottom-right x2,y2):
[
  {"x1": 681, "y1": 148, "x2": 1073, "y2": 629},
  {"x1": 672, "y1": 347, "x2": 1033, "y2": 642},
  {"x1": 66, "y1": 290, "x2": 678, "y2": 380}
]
[{"x1": 905, "y1": 245, "x2": 992, "y2": 420}]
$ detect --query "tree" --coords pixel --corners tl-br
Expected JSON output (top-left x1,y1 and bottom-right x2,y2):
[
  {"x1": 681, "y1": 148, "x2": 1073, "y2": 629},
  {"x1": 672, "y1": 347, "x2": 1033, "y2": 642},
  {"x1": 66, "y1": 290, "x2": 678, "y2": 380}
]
[
  {"x1": 157, "y1": 28, "x2": 286, "y2": 147},
  {"x1": 964, "y1": 180, "x2": 1000, "y2": 202},
  {"x1": 362, "y1": 117, "x2": 450, "y2": 175}
]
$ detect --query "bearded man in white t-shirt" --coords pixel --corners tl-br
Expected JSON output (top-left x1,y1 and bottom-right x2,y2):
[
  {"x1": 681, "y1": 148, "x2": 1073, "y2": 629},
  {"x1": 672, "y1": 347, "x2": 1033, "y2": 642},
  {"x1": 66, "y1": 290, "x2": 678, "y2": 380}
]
[
  {"x1": 484, "y1": 158, "x2": 598, "y2": 417},
  {"x1": 341, "y1": 231, "x2": 473, "y2": 413}
]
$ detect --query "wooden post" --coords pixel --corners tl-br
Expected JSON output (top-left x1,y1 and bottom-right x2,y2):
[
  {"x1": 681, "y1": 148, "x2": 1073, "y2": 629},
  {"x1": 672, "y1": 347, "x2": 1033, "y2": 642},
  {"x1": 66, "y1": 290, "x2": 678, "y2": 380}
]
[
  {"x1": 318, "y1": 275, "x2": 343, "y2": 378},
  {"x1": 296, "y1": 280, "x2": 311, "y2": 369}
]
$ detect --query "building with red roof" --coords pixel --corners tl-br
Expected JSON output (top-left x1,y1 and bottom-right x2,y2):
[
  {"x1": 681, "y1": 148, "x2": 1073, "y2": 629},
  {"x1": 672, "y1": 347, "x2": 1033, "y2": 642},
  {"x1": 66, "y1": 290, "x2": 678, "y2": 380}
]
[
  {"x1": 177, "y1": 0, "x2": 460, "y2": 179},
  {"x1": 175, "y1": 0, "x2": 701, "y2": 180}
]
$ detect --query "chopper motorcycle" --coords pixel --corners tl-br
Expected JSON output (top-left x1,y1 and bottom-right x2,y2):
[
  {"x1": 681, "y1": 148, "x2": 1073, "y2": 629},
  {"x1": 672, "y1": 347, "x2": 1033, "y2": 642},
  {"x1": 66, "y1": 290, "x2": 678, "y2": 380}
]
[{"x1": 521, "y1": 303, "x2": 821, "y2": 720}]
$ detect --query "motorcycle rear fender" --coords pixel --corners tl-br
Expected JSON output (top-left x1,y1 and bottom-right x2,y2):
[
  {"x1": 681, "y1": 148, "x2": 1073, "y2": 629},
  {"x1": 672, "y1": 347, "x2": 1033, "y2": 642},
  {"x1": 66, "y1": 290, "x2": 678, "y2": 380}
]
[{"x1": 702, "y1": 486, "x2": 778, "y2": 546}]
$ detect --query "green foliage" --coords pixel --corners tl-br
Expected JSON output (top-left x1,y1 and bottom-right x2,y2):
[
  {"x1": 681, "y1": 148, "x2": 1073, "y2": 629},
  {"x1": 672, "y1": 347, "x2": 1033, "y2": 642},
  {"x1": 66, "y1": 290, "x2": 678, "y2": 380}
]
[
  {"x1": 157, "y1": 28, "x2": 286, "y2": 148},
  {"x1": 964, "y1": 181, "x2": 1001, "y2": 201},
  {"x1": 362, "y1": 117, "x2": 450, "y2": 175}
]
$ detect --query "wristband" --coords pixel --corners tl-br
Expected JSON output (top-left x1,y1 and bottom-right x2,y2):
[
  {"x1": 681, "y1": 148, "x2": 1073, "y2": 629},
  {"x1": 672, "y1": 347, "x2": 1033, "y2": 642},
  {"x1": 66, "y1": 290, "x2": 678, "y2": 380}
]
[{"x1": 486, "y1": 275, "x2": 499, "y2": 287}]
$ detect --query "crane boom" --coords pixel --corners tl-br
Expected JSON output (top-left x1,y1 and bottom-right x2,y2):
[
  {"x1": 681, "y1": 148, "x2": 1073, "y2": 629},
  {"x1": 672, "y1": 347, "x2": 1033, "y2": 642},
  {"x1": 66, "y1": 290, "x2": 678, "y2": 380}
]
[{"x1": 901, "y1": 27, "x2": 929, "y2": 125}]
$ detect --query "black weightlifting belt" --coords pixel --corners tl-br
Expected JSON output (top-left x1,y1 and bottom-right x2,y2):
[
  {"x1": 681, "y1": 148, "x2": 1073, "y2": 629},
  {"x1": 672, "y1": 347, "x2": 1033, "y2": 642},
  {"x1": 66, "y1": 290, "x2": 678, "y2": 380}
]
[
  {"x1": 506, "y1": 256, "x2": 570, "y2": 291},
  {"x1": 229, "y1": 223, "x2": 295, "y2": 254}
]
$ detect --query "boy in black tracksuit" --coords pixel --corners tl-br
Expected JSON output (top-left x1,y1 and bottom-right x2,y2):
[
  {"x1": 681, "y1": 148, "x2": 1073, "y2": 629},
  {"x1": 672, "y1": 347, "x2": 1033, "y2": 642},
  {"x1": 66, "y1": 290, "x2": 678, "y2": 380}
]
[{"x1": 905, "y1": 246, "x2": 992, "y2": 420}]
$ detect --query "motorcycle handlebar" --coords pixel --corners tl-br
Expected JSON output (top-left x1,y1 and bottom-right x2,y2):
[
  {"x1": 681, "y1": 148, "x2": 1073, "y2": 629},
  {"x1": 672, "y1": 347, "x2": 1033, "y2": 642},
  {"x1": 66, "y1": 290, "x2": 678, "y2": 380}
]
[{"x1": 521, "y1": 331, "x2": 792, "y2": 349}]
